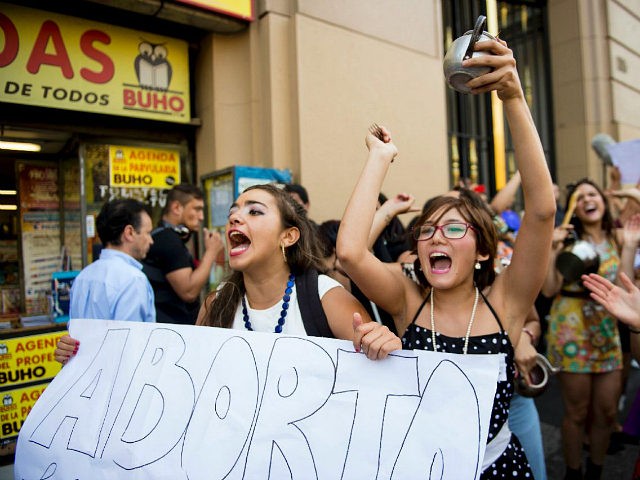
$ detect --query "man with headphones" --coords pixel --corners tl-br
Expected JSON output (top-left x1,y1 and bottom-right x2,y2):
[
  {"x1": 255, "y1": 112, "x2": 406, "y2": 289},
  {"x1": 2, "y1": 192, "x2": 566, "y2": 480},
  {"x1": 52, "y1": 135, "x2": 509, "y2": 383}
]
[{"x1": 143, "y1": 184, "x2": 223, "y2": 324}]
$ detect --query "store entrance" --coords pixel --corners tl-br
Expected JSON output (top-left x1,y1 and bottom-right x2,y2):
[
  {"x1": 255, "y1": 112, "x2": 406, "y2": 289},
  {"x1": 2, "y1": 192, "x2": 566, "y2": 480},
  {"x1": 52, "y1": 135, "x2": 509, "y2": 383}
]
[
  {"x1": 1, "y1": 125, "x2": 192, "y2": 328},
  {"x1": 0, "y1": 125, "x2": 191, "y2": 466},
  {"x1": 0, "y1": 126, "x2": 79, "y2": 329}
]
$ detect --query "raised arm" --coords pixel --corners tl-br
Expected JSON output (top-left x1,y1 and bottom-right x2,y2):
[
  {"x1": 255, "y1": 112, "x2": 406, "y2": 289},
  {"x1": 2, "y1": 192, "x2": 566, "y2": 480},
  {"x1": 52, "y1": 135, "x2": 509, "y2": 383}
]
[
  {"x1": 467, "y1": 39, "x2": 556, "y2": 329},
  {"x1": 541, "y1": 225, "x2": 573, "y2": 297},
  {"x1": 368, "y1": 193, "x2": 416, "y2": 250},
  {"x1": 166, "y1": 229, "x2": 224, "y2": 302},
  {"x1": 490, "y1": 171, "x2": 521, "y2": 214},
  {"x1": 336, "y1": 127, "x2": 407, "y2": 318}
]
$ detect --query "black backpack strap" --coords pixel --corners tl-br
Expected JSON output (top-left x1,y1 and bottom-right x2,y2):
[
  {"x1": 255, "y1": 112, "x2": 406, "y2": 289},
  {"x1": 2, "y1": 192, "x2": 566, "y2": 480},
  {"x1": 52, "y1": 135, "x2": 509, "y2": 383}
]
[{"x1": 296, "y1": 269, "x2": 334, "y2": 338}]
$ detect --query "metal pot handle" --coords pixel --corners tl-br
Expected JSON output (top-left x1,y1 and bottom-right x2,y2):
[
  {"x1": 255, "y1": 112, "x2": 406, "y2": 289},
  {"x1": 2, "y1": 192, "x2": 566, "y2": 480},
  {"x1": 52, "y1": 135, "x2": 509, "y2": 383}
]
[
  {"x1": 536, "y1": 353, "x2": 560, "y2": 375},
  {"x1": 463, "y1": 15, "x2": 487, "y2": 61},
  {"x1": 515, "y1": 354, "x2": 560, "y2": 398}
]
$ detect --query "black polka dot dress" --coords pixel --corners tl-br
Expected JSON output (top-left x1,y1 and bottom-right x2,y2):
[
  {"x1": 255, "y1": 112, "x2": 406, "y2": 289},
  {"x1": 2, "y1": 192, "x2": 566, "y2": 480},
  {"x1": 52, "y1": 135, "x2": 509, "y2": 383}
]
[{"x1": 402, "y1": 294, "x2": 533, "y2": 479}]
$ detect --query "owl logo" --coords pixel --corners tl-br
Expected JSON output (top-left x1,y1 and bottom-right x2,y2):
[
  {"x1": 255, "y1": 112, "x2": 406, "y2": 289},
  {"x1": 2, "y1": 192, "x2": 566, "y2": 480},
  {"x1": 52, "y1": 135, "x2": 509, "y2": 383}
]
[
  {"x1": 134, "y1": 41, "x2": 173, "y2": 91},
  {"x1": 3, "y1": 394, "x2": 12, "y2": 406},
  {"x1": 0, "y1": 343, "x2": 7, "y2": 355}
]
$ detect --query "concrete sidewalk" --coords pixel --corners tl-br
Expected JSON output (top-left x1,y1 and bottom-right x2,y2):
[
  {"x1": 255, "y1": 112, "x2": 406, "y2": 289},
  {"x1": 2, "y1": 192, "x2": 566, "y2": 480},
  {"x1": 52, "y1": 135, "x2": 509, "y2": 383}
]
[
  {"x1": 0, "y1": 463, "x2": 12, "y2": 480},
  {"x1": 537, "y1": 371, "x2": 640, "y2": 479}
]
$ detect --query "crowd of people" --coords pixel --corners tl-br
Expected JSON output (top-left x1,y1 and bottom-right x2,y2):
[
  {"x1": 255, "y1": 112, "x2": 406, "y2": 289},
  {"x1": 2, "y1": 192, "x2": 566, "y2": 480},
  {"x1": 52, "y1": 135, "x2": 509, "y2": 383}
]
[{"x1": 53, "y1": 37, "x2": 640, "y2": 480}]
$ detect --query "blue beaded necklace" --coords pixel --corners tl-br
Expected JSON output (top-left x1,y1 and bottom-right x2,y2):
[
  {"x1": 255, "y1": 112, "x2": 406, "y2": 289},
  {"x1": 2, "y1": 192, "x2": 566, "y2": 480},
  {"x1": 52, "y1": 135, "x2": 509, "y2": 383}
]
[{"x1": 242, "y1": 274, "x2": 295, "y2": 333}]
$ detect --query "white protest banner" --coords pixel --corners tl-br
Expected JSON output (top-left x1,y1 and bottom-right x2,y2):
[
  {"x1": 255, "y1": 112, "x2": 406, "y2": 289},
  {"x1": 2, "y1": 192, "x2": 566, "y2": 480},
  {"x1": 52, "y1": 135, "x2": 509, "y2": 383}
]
[{"x1": 15, "y1": 319, "x2": 501, "y2": 479}]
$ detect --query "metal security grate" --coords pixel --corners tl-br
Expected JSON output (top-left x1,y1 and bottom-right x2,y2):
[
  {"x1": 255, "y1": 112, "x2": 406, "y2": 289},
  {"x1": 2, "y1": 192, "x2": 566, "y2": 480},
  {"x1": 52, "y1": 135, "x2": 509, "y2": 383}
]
[{"x1": 443, "y1": 0, "x2": 554, "y2": 201}]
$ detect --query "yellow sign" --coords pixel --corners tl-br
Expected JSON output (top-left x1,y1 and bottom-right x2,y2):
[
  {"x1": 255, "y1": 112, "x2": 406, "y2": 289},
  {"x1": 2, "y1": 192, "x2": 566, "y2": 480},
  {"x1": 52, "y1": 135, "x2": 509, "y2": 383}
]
[
  {"x1": 0, "y1": 330, "x2": 66, "y2": 388},
  {"x1": 109, "y1": 146, "x2": 181, "y2": 188},
  {"x1": 0, "y1": 3, "x2": 190, "y2": 123},
  {"x1": 175, "y1": 0, "x2": 254, "y2": 20},
  {"x1": 1, "y1": 383, "x2": 48, "y2": 441}
]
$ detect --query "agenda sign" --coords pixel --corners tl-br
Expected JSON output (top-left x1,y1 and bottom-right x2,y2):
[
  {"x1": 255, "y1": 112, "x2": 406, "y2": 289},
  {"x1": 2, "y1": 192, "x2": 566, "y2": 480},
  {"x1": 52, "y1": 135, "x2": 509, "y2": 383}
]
[{"x1": 0, "y1": 327, "x2": 66, "y2": 442}]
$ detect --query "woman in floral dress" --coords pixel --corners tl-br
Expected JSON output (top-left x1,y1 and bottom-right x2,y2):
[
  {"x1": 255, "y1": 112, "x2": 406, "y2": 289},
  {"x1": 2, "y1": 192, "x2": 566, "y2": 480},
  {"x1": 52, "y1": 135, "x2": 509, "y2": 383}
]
[{"x1": 543, "y1": 178, "x2": 639, "y2": 479}]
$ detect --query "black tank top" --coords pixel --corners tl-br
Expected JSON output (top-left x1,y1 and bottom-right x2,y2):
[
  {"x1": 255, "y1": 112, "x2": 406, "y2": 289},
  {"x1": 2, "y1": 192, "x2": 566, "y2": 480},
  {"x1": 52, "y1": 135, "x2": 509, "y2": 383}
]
[
  {"x1": 401, "y1": 290, "x2": 533, "y2": 478},
  {"x1": 401, "y1": 290, "x2": 515, "y2": 444}
]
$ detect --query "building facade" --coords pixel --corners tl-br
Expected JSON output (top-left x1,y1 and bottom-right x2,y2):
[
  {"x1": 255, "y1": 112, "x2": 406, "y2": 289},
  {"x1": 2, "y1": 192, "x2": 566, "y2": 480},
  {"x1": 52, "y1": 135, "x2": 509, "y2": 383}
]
[
  {"x1": 0, "y1": 0, "x2": 638, "y2": 319},
  {"x1": 0, "y1": 0, "x2": 638, "y2": 463},
  {"x1": 195, "y1": 0, "x2": 449, "y2": 223},
  {"x1": 548, "y1": 0, "x2": 639, "y2": 189},
  {"x1": 197, "y1": 0, "x2": 639, "y2": 220}
]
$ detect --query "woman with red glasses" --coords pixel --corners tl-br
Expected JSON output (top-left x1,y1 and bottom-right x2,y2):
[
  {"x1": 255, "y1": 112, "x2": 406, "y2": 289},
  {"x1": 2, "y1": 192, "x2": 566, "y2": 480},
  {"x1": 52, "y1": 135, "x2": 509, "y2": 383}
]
[{"x1": 337, "y1": 38, "x2": 555, "y2": 479}]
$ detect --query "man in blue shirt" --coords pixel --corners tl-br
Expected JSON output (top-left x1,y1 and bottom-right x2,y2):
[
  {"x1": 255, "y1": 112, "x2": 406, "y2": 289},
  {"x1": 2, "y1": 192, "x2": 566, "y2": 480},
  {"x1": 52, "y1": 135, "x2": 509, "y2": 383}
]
[{"x1": 70, "y1": 199, "x2": 155, "y2": 322}]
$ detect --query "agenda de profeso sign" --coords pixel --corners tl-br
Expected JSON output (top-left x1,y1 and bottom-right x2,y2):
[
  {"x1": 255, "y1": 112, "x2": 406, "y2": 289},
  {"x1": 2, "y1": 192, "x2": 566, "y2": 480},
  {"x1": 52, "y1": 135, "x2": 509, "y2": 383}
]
[{"x1": 0, "y1": 331, "x2": 66, "y2": 388}]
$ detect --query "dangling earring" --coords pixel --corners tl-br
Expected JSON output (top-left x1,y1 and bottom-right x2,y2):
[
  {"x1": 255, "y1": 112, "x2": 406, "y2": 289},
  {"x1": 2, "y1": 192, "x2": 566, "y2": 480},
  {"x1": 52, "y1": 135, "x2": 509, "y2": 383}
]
[
  {"x1": 281, "y1": 244, "x2": 287, "y2": 263},
  {"x1": 475, "y1": 261, "x2": 481, "y2": 270}
]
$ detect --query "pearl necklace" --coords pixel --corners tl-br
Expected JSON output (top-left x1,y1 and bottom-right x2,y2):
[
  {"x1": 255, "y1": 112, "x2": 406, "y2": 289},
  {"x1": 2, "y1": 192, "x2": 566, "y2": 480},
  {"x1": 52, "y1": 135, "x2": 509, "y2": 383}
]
[
  {"x1": 430, "y1": 286, "x2": 479, "y2": 355},
  {"x1": 242, "y1": 274, "x2": 295, "y2": 333}
]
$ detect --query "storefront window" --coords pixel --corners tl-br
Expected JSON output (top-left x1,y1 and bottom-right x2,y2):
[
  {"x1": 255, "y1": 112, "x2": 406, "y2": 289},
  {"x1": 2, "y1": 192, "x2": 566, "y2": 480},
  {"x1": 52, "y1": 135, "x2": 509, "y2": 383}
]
[{"x1": 81, "y1": 142, "x2": 188, "y2": 263}]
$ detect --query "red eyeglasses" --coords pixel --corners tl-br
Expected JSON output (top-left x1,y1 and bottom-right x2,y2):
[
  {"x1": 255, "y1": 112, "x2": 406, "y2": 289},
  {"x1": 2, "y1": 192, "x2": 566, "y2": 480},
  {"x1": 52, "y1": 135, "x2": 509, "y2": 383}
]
[{"x1": 413, "y1": 222, "x2": 477, "y2": 241}]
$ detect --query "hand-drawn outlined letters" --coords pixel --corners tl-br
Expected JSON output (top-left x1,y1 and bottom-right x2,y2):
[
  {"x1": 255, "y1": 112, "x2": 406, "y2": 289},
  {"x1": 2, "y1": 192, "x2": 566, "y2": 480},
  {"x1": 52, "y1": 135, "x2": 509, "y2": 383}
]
[{"x1": 15, "y1": 319, "x2": 501, "y2": 480}]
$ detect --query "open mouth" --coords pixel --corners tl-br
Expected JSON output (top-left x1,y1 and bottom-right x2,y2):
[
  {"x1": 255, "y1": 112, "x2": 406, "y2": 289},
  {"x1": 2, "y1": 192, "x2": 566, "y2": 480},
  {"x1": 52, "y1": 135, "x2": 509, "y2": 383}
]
[
  {"x1": 228, "y1": 230, "x2": 250, "y2": 256},
  {"x1": 584, "y1": 205, "x2": 598, "y2": 215},
  {"x1": 429, "y1": 252, "x2": 452, "y2": 273}
]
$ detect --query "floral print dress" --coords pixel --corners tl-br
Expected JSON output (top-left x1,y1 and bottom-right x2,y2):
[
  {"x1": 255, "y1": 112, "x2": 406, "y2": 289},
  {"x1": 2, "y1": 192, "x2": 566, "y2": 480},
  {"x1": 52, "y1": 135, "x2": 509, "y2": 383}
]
[{"x1": 546, "y1": 238, "x2": 622, "y2": 373}]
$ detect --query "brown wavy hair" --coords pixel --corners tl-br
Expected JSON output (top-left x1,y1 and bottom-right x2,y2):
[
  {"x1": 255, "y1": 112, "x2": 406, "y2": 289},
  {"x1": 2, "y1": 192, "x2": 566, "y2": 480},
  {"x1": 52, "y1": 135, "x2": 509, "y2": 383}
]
[
  {"x1": 200, "y1": 184, "x2": 323, "y2": 328},
  {"x1": 410, "y1": 192, "x2": 498, "y2": 291}
]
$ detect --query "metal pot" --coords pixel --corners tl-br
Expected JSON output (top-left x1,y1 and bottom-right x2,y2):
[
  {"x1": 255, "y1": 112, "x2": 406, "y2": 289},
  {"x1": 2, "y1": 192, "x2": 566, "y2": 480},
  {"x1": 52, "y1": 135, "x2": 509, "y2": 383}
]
[
  {"x1": 515, "y1": 354, "x2": 559, "y2": 398},
  {"x1": 443, "y1": 15, "x2": 496, "y2": 94},
  {"x1": 555, "y1": 240, "x2": 600, "y2": 283}
]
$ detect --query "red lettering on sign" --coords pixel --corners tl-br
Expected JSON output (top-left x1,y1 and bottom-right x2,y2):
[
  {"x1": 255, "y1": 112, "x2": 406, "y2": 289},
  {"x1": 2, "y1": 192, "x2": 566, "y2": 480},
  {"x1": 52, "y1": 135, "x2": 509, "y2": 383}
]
[
  {"x1": 169, "y1": 96, "x2": 184, "y2": 112},
  {"x1": 27, "y1": 20, "x2": 74, "y2": 79},
  {"x1": 123, "y1": 89, "x2": 135, "y2": 106},
  {"x1": 21, "y1": 387, "x2": 45, "y2": 403},
  {"x1": 153, "y1": 94, "x2": 167, "y2": 110},
  {"x1": 80, "y1": 29, "x2": 114, "y2": 84},
  {"x1": 122, "y1": 89, "x2": 185, "y2": 113},
  {"x1": 0, "y1": 13, "x2": 19, "y2": 67}
]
